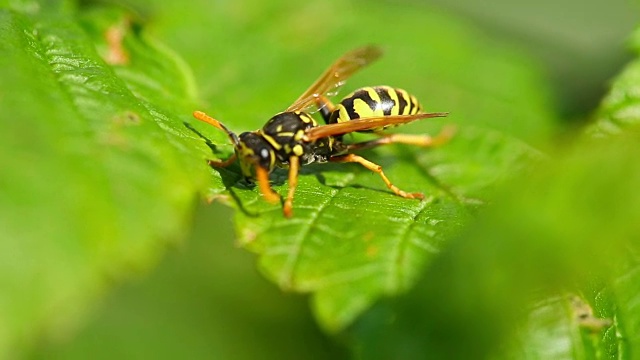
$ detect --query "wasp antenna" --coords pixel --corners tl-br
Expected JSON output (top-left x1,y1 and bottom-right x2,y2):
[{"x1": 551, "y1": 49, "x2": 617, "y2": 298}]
[{"x1": 193, "y1": 110, "x2": 239, "y2": 146}]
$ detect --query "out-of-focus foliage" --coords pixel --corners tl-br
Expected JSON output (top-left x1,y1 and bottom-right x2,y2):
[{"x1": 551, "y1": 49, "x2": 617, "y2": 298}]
[
  {"x1": 31, "y1": 203, "x2": 348, "y2": 359},
  {"x1": 348, "y1": 133, "x2": 640, "y2": 358},
  {"x1": 1, "y1": 0, "x2": 639, "y2": 359},
  {"x1": 587, "y1": 28, "x2": 640, "y2": 137},
  {"x1": 0, "y1": 2, "x2": 210, "y2": 357},
  {"x1": 347, "y1": 26, "x2": 640, "y2": 360},
  {"x1": 426, "y1": 0, "x2": 638, "y2": 118}
]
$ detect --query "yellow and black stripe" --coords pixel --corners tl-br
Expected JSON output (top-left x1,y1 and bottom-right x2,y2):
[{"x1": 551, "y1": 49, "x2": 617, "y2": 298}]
[{"x1": 328, "y1": 86, "x2": 422, "y2": 131}]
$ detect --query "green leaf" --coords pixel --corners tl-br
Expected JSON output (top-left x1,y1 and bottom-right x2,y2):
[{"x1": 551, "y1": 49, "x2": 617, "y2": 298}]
[
  {"x1": 0, "y1": 3, "x2": 210, "y2": 356},
  {"x1": 482, "y1": 27, "x2": 640, "y2": 357},
  {"x1": 344, "y1": 36, "x2": 640, "y2": 354},
  {"x1": 608, "y1": 260, "x2": 640, "y2": 358},
  {"x1": 587, "y1": 26, "x2": 640, "y2": 137},
  {"x1": 346, "y1": 134, "x2": 640, "y2": 359},
  {"x1": 502, "y1": 294, "x2": 616, "y2": 360},
  {"x1": 511, "y1": 297, "x2": 584, "y2": 360},
  {"x1": 228, "y1": 127, "x2": 542, "y2": 332},
  {"x1": 580, "y1": 29, "x2": 640, "y2": 357},
  {"x1": 31, "y1": 203, "x2": 349, "y2": 360},
  {"x1": 133, "y1": 0, "x2": 557, "y2": 331}
]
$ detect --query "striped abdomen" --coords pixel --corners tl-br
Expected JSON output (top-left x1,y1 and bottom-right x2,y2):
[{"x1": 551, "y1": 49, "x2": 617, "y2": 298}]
[{"x1": 329, "y1": 86, "x2": 423, "y2": 130}]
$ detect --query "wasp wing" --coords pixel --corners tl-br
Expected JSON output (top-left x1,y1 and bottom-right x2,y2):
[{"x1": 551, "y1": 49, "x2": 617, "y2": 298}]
[
  {"x1": 304, "y1": 112, "x2": 449, "y2": 141},
  {"x1": 286, "y1": 45, "x2": 383, "y2": 113}
]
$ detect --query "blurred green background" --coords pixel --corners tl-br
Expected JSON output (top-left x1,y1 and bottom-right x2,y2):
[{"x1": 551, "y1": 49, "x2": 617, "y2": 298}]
[
  {"x1": 425, "y1": 0, "x2": 638, "y2": 119},
  {"x1": 5, "y1": 0, "x2": 638, "y2": 358},
  {"x1": 33, "y1": 202, "x2": 348, "y2": 359}
]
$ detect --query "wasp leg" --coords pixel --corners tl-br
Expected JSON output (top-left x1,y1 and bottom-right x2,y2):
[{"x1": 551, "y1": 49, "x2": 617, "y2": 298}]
[
  {"x1": 255, "y1": 166, "x2": 280, "y2": 204},
  {"x1": 346, "y1": 125, "x2": 457, "y2": 152},
  {"x1": 207, "y1": 153, "x2": 237, "y2": 168},
  {"x1": 315, "y1": 95, "x2": 337, "y2": 124},
  {"x1": 283, "y1": 156, "x2": 300, "y2": 218},
  {"x1": 329, "y1": 154, "x2": 424, "y2": 199}
]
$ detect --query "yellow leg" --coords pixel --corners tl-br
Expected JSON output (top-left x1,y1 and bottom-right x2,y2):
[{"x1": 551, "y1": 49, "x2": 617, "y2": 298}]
[
  {"x1": 283, "y1": 156, "x2": 300, "y2": 218},
  {"x1": 255, "y1": 166, "x2": 280, "y2": 204},
  {"x1": 207, "y1": 153, "x2": 237, "y2": 168},
  {"x1": 330, "y1": 154, "x2": 424, "y2": 199},
  {"x1": 346, "y1": 125, "x2": 457, "y2": 152}
]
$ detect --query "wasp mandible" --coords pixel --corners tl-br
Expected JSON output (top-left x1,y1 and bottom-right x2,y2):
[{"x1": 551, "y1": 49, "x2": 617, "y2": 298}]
[{"x1": 194, "y1": 45, "x2": 454, "y2": 217}]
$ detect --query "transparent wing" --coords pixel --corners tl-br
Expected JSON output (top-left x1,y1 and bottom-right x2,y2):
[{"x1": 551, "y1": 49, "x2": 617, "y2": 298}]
[
  {"x1": 304, "y1": 112, "x2": 449, "y2": 141},
  {"x1": 286, "y1": 45, "x2": 383, "y2": 112}
]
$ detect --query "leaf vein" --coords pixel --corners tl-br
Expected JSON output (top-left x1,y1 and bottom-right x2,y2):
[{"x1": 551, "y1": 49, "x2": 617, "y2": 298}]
[
  {"x1": 386, "y1": 196, "x2": 434, "y2": 293},
  {"x1": 277, "y1": 174, "x2": 355, "y2": 289}
]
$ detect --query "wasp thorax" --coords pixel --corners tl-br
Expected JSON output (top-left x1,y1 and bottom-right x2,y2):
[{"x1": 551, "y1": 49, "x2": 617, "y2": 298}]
[
  {"x1": 236, "y1": 132, "x2": 276, "y2": 180},
  {"x1": 260, "y1": 111, "x2": 320, "y2": 163}
]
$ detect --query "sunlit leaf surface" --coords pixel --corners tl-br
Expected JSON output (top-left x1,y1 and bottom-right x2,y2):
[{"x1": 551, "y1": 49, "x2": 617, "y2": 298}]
[{"x1": 0, "y1": 2, "x2": 210, "y2": 356}]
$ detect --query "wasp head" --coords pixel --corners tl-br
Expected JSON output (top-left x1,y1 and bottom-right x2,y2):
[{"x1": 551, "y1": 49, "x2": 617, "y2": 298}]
[
  {"x1": 236, "y1": 131, "x2": 276, "y2": 182},
  {"x1": 192, "y1": 111, "x2": 277, "y2": 183}
]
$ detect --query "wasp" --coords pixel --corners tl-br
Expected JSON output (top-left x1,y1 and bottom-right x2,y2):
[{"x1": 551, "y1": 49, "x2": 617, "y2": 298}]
[{"x1": 194, "y1": 45, "x2": 453, "y2": 217}]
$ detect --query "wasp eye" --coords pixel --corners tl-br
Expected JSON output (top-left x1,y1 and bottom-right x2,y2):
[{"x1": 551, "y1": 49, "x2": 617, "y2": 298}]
[{"x1": 260, "y1": 148, "x2": 269, "y2": 159}]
